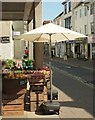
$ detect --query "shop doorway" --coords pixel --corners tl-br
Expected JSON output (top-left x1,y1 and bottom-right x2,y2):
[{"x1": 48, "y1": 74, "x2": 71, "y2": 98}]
[{"x1": 75, "y1": 43, "x2": 80, "y2": 58}]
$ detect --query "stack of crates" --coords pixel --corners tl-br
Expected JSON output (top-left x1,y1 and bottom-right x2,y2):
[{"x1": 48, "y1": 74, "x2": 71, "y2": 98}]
[
  {"x1": 30, "y1": 87, "x2": 48, "y2": 112},
  {"x1": 29, "y1": 71, "x2": 48, "y2": 112},
  {"x1": 29, "y1": 72, "x2": 45, "y2": 92},
  {"x1": 30, "y1": 92, "x2": 43, "y2": 112},
  {"x1": 2, "y1": 93, "x2": 25, "y2": 116}
]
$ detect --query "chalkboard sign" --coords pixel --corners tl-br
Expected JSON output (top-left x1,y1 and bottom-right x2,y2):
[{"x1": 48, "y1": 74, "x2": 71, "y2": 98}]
[{"x1": 0, "y1": 36, "x2": 10, "y2": 43}]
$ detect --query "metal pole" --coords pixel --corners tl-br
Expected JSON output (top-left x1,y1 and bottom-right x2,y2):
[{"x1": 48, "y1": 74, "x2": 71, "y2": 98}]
[
  {"x1": 33, "y1": 2, "x2": 36, "y2": 60},
  {"x1": 49, "y1": 34, "x2": 53, "y2": 102}
]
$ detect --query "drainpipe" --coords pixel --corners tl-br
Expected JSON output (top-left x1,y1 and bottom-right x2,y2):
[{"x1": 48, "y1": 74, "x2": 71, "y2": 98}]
[{"x1": 32, "y1": 2, "x2": 36, "y2": 69}]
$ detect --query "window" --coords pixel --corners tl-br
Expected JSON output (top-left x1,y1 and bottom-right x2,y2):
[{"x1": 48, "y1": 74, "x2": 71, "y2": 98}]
[
  {"x1": 80, "y1": 29, "x2": 81, "y2": 33},
  {"x1": 90, "y1": 22, "x2": 94, "y2": 34},
  {"x1": 64, "y1": 4, "x2": 67, "y2": 14},
  {"x1": 90, "y1": 3, "x2": 94, "y2": 15},
  {"x1": 84, "y1": 25, "x2": 87, "y2": 34},
  {"x1": 65, "y1": 17, "x2": 71, "y2": 29},
  {"x1": 59, "y1": 19, "x2": 61, "y2": 26},
  {"x1": 80, "y1": 9, "x2": 82, "y2": 17},
  {"x1": 68, "y1": 1, "x2": 71, "y2": 12},
  {"x1": 84, "y1": 7, "x2": 87, "y2": 16},
  {"x1": 75, "y1": 11, "x2": 77, "y2": 19},
  {"x1": 57, "y1": 20, "x2": 59, "y2": 25}
]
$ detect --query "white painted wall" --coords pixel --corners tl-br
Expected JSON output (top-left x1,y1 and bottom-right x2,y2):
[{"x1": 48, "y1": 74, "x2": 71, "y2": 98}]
[
  {"x1": 0, "y1": 21, "x2": 14, "y2": 60},
  {"x1": 73, "y1": 2, "x2": 94, "y2": 37},
  {"x1": 28, "y1": 20, "x2": 34, "y2": 60},
  {"x1": 13, "y1": 21, "x2": 25, "y2": 59}
]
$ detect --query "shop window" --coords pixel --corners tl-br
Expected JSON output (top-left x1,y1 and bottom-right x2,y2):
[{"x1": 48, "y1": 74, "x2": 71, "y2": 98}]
[{"x1": 90, "y1": 22, "x2": 94, "y2": 34}]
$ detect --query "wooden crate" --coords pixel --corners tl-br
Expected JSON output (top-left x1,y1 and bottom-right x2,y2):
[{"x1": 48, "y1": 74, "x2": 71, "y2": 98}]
[
  {"x1": 30, "y1": 85, "x2": 44, "y2": 92},
  {"x1": 30, "y1": 91, "x2": 44, "y2": 102},
  {"x1": 3, "y1": 111, "x2": 24, "y2": 116},
  {"x1": 2, "y1": 104, "x2": 24, "y2": 111},
  {"x1": 43, "y1": 94, "x2": 48, "y2": 102},
  {"x1": 2, "y1": 97, "x2": 24, "y2": 105},
  {"x1": 2, "y1": 78, "x2": 27, "y2": 95},
  {"x1": 30, "y1": 101, "x2": 43, "y2": 112},
  {"x1": 2, "y1": 94, "x2": 25, "y2": 116},
  {"x1": 29, "y1": 84, "x2": 48, "y2": 112},
  {"x1": 30, "y1": 101, "x2": 36, "y2": 112}
]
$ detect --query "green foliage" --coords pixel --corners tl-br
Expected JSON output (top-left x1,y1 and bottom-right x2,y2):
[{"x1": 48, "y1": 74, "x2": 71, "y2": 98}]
[{"x1": 5, "y1": 59, "x2": 15, "y2": 69}]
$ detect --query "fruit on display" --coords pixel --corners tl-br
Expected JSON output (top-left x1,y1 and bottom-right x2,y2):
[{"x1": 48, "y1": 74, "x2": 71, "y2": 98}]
[{"x1": 3, "y1": 70, "x2": 27, "y2": 79}]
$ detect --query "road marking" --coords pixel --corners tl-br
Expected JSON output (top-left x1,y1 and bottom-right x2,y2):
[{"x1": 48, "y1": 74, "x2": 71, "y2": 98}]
[
  {"x1": 53, "y1": 59, "x2": 93, "y2": 71},
  {"x1": 44, "y1": 62, "x2": 94, "y2": 88},
  {"x1": 51, "y1": 66, "x2": 94, "y2": 89},
  {"x1": 65, "y1": 66, "x2": 71, "y2": 69}
]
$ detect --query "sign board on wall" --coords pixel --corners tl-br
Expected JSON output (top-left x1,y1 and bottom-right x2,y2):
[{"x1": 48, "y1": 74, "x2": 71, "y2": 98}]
[
  {"x1": 0, "y1": 36, "x2": 10, "y2": 43},
  {"x1": 13, "y1": 31, "x2": 20, "y2": 36}
]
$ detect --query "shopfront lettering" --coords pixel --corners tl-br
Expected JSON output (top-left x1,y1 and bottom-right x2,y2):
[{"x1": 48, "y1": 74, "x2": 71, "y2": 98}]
[{"x1": 0, "y1": 37, "x2": 10, "y2": 43}]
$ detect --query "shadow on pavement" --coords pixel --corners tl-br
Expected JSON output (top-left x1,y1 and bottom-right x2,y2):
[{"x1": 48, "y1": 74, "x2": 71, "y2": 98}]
[{"x1": 52, "y1": 70, "x2": 94, "y2": 117}]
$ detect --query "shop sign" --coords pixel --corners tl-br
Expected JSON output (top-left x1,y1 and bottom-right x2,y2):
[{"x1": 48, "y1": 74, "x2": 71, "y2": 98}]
[
  {"x1": 13, "y1": 31, "x2": 20, "y2": 36},
  {"x1": 74, "y1": 40, "x2": 83, "y2": 43},
  {"x1": 0, "y1": 36, "x2": 10, "y2": 43},
  {"x1": 66, "y1": 40, "x2": 85, "y2": 44},
  {"x1": 66, "y1": 40, "x2": 74, "y2": 43}
]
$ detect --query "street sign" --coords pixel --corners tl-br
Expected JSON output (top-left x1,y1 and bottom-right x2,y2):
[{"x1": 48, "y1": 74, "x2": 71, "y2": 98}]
[{"x1": 0, "y1": 36, "x2": 10, "y2": 43}]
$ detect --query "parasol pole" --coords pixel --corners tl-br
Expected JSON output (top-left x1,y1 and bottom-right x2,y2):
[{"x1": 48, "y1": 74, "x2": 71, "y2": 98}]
[{"x1": 49, "y1": 34, "x2": 53, "y2": 102}]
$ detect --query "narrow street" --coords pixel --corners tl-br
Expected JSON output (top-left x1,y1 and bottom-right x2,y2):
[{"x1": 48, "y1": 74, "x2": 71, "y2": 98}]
[
  {"x1": 44, "y1": 57, "x2": 94, "y2": 87},
  {"x1": 44, "y1": 57, "x2": 94, "y2": 118}
]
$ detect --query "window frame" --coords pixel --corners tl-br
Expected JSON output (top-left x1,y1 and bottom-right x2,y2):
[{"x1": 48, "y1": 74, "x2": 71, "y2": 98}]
[
  {"x1": 64, "y1": 3, "x2": 67, "y2": 14},
  {"x1": 90, "y1": 3, "x2": 94, "y2": 15},
  {"x1": 90, "y1": 22, "x2": 94, "y2": 34},
  {"x1": 68, "y1": 1, "x2": 71, "y2": 12}
]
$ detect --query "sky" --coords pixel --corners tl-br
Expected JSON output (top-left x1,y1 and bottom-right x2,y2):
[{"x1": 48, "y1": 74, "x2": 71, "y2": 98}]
[{"x1": 42, "y1": 0, "x2": 64, "y2": 21}]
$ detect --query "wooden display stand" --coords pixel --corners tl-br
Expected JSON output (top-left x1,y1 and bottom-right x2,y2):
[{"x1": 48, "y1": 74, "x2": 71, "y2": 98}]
[
  {"x1": 30, "y1": 86, "x2": 48, "y2": 112},
  {"x1": 2, "y1": 77, "x2": 27, "y2": 116},
  {"x1": 2, "y1": 78, "x2": 27, "y2": 95},
  {"x1": 29, "y1": 71, "x2": 50, "y2": 112}
]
